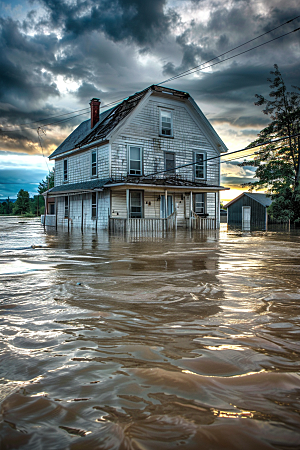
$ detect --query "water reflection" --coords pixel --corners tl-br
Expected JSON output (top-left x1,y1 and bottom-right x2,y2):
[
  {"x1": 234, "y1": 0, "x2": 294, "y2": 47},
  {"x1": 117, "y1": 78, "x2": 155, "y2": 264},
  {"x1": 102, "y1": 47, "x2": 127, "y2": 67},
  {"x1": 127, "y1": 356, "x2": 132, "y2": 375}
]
[{"x1": 1, "y1": 218, "x2": 300, "y2": 449}]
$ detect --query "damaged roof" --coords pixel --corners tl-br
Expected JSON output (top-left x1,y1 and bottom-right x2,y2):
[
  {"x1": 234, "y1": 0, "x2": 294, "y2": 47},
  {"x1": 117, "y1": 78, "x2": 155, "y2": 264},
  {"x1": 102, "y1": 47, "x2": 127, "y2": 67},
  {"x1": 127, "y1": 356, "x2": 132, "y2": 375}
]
[
  {"x1": 49, "y1": 108, "x2": 113, "y2": 159},
  {"x1": 49, "y1": 85, "x2": 190, "y2": 159}
]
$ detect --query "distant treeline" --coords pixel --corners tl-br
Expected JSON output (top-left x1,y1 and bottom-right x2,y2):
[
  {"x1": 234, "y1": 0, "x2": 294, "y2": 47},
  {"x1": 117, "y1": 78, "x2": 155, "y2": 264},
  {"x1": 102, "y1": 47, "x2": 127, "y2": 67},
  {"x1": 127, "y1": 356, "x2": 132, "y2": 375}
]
[{"x1": 0, "y1": 190, "x2": 44, "y2": 217}]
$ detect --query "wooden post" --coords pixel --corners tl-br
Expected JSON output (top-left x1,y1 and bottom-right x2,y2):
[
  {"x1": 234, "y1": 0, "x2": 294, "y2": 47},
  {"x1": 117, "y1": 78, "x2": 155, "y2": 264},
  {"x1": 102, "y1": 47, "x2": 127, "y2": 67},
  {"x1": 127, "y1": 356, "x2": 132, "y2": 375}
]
[
  {"x1": 68, "y1": 195, "x2": 70, "y2": 233},
  {"x1": 164, "y1": 190, "x2": 167, "y2": 220},
  {"x1": 81, "y1": 196, "x2": 84, "y2": 232},
  {"x1": 126, "y1": 189, "x2": 130, "y2": 219},
  {"x1": 95, "y1": 191, "x2": 98, "y2": 233},
  {"x1": 214, "y1": 192, "x2": 217, "y2": 229},
  {"x1": 265, "y1": 208, "x2": 268, "y2": 231},
  {"x1": 55, "y1": 198, "x2": 57, "y2": 230},
  {"x1": 189, "y1": 191, "x2": 193, "y2": 230},
  {"x1": 44, "y1": 193, "x2": 47, "y2": 230}
]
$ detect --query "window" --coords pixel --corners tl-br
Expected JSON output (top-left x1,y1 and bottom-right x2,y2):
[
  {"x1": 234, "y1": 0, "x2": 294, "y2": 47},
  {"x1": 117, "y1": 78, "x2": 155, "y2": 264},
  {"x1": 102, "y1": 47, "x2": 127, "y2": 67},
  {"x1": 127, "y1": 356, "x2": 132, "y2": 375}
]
[
  {"x1": 64, "y1": 196, "x2": 69, "y2": 218},
  {"x1": 194, "y1": 152, "x2": 206, "y2": 179},
  {"x1": 165, "y1": 152, "x2": 175, "y2": 175},
  {"x1": 49, "y1": 203, "x2": 55, "y2": 215},
  {"x1": 194, "y1": 193, "x2": 205, "y2": 215},
  {"x1": 130, "y1": 191, "x2": 143, "y2": 218},
  {"x1": 160, "y1": 110, "x2": 173, "y2": 136},
  {"x1": 91, "y1": 151, "x2": 97, "y2": 177},
  {"x1": 63, "y1": 159, "x2": 68, "y2": 182},
  {"x1": 129, "y1": 146, "x2": 143, "y2": 176},
  {"x1": 92, "y1": 193, "x2": 97, "y2": 218}
]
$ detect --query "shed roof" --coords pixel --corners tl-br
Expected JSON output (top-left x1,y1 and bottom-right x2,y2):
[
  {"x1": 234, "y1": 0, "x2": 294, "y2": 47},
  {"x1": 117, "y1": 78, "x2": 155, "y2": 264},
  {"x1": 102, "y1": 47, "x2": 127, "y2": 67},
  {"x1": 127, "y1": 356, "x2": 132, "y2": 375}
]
[
  {"x1": 47, "y1": 178, "x2": 110, "y2": 194},
  {"x1": 226, "y1": 192, "x2": 272, "y2": 208}
]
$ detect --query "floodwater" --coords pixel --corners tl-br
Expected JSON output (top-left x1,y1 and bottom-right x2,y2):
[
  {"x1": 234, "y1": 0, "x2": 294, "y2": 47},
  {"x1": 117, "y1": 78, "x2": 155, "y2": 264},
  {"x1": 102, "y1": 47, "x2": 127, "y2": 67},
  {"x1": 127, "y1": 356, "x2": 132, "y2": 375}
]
[{"x1": 1, "y1": 217, "x2": 300, "y2": 449}]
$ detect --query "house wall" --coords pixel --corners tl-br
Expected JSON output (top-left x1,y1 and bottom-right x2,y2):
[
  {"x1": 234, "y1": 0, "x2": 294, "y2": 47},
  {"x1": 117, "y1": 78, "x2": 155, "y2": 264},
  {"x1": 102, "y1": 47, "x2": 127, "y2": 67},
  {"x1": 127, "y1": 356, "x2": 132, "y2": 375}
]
[
  {"x1": 110, "y1": 95, "x2": 220, "y2": 185},
  {"x1": 227, "y1": 196, "x2": 266, "y2": 230},
  {"x1": 55, "y1": 190, "x2": 111, "y2": 230},
  {"x1": 54, "y1": 143, "x2": 110, "y2": 186}
]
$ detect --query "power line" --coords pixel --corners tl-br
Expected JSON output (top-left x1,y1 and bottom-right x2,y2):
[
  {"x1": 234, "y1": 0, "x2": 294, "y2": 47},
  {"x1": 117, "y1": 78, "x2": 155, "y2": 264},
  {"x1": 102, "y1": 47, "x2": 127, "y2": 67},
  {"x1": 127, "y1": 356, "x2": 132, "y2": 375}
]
[
  {"x1": 1, "y1": 107, "x2": 90, "y2": 129},
  {"x1": 1, "y1": 14, "x2": 299, "y2": 134},
  {"x1": 143, "y1": 133, "x2": 300, "y2": 178},
  {"x1": 158, "y1": 15, "x2": 300, "y2": 85},
  {"x1": 158, "y1": 27, "x2": 300, "y2": 84}
]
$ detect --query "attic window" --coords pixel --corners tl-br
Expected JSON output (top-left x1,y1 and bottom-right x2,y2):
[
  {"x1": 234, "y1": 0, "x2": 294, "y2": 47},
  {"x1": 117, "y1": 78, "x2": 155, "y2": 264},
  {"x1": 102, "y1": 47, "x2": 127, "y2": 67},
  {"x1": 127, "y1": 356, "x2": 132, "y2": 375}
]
[{"x1": 160, "y1": 110, "x2": 173, "y2": 137}]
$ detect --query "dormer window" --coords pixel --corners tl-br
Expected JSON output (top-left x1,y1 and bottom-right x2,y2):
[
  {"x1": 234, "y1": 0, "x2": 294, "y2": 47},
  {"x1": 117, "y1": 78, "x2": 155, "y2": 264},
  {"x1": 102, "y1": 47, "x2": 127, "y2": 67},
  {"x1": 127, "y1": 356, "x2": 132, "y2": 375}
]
[
  {"x1": 63, "y1": 159, "x2": 68, "y2": 182},
  {"x1": 160, "y1": 109, "x2": 173, "y2": 137}
]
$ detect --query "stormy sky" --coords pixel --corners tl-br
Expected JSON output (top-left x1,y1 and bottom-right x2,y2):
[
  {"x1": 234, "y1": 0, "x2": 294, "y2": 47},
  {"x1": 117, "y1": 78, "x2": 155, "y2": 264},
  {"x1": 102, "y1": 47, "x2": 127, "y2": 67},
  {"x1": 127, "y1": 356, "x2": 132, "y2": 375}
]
[{"x1": 0, "y1": 0, "x2": 299, "y2": 201}]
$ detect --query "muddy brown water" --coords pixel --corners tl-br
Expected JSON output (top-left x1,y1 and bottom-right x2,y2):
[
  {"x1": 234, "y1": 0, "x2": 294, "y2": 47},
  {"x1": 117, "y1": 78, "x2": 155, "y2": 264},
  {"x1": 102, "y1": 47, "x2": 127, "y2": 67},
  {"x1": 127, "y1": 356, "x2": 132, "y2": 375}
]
[{"x1": 0, "y1": 217, "x2": 300, "y2": 449}]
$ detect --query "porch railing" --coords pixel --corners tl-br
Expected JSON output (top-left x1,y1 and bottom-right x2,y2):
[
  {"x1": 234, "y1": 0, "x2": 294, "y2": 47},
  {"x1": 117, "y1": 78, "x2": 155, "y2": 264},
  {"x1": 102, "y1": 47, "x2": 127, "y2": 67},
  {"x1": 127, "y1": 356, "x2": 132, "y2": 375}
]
[
  {"x1": 191, "y1": 211, "x2": 216, "y2": 230},
  {"x1": 109, "y1": 217, "x2": 168, "y2": 233}
]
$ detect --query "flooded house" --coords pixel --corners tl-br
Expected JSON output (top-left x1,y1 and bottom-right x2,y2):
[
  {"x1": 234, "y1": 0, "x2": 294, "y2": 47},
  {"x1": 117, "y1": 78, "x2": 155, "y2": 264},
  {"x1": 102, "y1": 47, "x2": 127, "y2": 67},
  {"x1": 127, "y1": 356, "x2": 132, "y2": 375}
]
[{"x1": 42, "y1": 85, "x2": 228, "y2": 231}]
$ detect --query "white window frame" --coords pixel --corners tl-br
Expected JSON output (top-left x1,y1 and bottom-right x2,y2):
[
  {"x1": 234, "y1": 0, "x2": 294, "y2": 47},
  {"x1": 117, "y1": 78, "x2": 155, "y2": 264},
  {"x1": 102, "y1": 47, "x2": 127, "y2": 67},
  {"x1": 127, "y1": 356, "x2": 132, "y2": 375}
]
[
  {"x1": 91, "y1": 150, "x2": 98, "y2": 178},
  {"x1": 194, "y1": 193, "x2": 206, "y2": 215},
  {"x1": 160, "y1": 109, "x2": 173, "y2": 137},
  {"x1": 91, "y1": 192, "x2": 97, "y2": 218},
  {"x1": 129, "y1": 190, "x2": 143, "y2": 218},
  {"x1": 128, "y1": 145, "x2": 143, "y2": 176},
  {"x1": 63, "y1": 159, "x2": 68, "y2": 183},
  {"x1": 194, "y1": 151, "x2": 206, "y2": 180},
  {"x1": 164, "y1": 151, "x2": 176, "y2": 175}
]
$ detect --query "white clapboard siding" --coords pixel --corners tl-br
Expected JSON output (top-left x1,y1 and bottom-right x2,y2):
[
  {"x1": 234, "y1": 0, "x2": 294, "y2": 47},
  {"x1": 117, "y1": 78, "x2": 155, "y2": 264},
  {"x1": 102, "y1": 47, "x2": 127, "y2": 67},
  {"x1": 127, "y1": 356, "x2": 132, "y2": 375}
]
[
  {"x1": 110, "y1": 96, "x2": 220, "y2": 185},
  {"x1": 54, "y1": 144, "x2": 110, "y2": 186}
]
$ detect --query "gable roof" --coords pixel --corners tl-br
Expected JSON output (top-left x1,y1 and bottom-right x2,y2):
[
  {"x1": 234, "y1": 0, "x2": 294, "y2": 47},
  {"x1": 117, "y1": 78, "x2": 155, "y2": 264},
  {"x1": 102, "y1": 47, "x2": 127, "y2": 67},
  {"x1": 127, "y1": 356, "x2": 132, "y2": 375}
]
[
  {"x1": 226, "y1": 192, "x2": 272, "y2": 208},
  {"x1": 49, "y1": 107, "x2": 113, "y2": 159},
  {"x1": 49, "y1": 84, "x2": 227, "y2": 159}
]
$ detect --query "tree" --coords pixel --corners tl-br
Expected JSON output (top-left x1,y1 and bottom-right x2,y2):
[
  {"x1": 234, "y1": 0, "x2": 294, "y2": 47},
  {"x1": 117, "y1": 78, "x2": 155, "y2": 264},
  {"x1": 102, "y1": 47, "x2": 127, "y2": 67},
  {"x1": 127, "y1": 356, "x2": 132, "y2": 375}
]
[
  {"x1": 38, "y1": 168, "x2": 55, "y2": 194},
  {"x1": 12, "y1": 189, "x2": 30, "y2": 215},
  {"x1": 240, "y1": 65, "x2": 300, "y2": 222}
]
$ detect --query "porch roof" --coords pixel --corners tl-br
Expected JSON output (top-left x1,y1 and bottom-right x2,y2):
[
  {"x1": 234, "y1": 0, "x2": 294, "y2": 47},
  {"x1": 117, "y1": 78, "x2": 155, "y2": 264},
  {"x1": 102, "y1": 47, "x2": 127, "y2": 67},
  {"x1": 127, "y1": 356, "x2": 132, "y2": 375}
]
[
  {"x1": 45, "y1": 178, "x2": 110, "y2": 196},
  {"x1": 106, "y1": 176, "x2": 228, "y2": 192}
]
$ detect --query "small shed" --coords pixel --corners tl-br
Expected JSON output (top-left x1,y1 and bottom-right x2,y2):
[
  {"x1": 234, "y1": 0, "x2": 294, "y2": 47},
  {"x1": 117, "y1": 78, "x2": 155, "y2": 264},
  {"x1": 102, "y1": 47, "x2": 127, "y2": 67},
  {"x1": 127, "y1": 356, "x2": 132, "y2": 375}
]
[{"x1": 226, "y1": 192, "x2": 272, "y2": 231}]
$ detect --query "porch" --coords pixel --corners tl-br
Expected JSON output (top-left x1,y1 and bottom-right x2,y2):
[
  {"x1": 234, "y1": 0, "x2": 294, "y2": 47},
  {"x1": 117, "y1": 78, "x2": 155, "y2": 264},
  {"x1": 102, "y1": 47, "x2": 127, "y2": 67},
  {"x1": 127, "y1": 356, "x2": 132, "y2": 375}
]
[{"x1": 109, "y1": 211, "x2": 216, "y2": 232}]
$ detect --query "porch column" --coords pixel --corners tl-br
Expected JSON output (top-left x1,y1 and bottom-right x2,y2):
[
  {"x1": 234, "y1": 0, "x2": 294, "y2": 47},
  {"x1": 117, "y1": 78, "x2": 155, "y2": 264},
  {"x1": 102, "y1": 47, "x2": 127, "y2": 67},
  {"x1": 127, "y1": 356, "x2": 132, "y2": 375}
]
[
  {"x1": 189, "y1": 191, "x2": 193, "y2": 230},
  {"x1": 95, "y1": 191, "x2": 98, "y2": 233},
  {"x1": 164, "y1": 190, "x2": 168, "y2": 219},
  {"x1": 214, "y1": 192, "x2": 217, "y2": 229},
  {"x1": 126, "y1": 189, "x2": 130, "y2": 219},
  {"x1": 44, "y1": 192, "x2": 47, "y2": 230},
  {"x1": 55, "y1": 197, "x2": 57, "y2": 230}
]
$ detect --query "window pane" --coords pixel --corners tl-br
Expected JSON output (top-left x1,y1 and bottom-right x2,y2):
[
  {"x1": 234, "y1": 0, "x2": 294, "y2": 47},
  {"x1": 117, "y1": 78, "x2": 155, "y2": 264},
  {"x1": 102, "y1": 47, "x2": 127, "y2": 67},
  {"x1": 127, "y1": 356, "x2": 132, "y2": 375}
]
[
  {"x1": 130, "y1": 192, "x2": 142, "y2": 218},
  {"x1": 195, "y1": 153, "x2": 205, "y2": 179},
  {"x1": 130, "y1": 147, "x2": 140, "y2": 160},
  {"x1": 165, "y1": 152, "x2": 175, "y2": 174},
  {"x1": 64, "y1": 160, "x2": 68, "y2": 181},
  {"x1": 129, "y1": 146, "x2": 142, "y2": 175},
  {"x1": 161, "y1": 111, "x2": 173, "y2": 136}
]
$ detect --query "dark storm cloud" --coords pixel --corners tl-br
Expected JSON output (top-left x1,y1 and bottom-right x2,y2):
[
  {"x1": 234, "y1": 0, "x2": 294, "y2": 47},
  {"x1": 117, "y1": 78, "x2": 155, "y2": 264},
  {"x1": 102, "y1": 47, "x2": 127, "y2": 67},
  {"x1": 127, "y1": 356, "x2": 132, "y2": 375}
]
[{"x1": 39, "y1": 0, "x2": 173, "y2": 46}]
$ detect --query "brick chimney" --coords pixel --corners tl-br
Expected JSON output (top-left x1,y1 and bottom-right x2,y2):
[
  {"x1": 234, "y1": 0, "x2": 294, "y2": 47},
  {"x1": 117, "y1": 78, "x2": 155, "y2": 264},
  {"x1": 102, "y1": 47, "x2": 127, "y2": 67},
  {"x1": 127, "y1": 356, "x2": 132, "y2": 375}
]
[{"x1": 90, "y1": 98, "x2": 100, "y2": 129}]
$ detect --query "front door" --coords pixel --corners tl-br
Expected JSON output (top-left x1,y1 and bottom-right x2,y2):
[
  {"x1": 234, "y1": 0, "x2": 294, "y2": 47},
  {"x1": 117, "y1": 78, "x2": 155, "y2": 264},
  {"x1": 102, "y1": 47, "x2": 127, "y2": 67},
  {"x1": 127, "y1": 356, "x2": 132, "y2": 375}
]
[{"x1": 242, "y1": 206, "x2": 251, "y2": 231}]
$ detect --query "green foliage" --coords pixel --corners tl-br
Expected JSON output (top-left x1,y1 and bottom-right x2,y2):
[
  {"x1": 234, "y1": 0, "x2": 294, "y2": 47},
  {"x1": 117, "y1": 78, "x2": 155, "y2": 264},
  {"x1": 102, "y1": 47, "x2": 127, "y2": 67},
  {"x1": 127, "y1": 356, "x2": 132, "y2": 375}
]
[
  {"x1": 30, "y1": 195, "x2": 45, "y2": 216},
  {"x1": 38, "y1": 168, "x2": 55, "y2": 194},
  {"x1": 240, "y1": 65, "x2": 300, "y2": 223},
  {"x1": 12, "y1": 189, "x2": 30, "y2": 215},
  {"x1": 0, "y1": 197, "x2": 13, "y2": 215}
]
